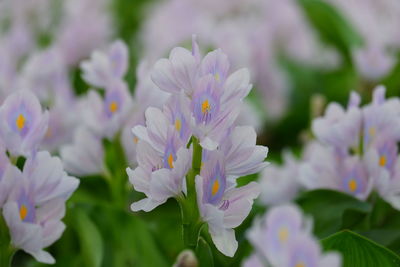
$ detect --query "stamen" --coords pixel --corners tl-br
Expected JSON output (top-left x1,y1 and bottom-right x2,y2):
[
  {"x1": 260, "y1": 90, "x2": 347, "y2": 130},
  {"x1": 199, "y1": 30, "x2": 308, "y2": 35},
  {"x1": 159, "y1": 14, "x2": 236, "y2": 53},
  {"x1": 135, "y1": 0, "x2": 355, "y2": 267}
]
[
  {"x1": 379, "y1": 155, "x2": 386, "y2": 167},
  {"x1": 16, "y1": 114, "x2": 25, "y2": 131},
  {"x1": 109, "y1": 101, "x2": 118, "y2": 113},
  {"x1": 201, "y1": 99, "x2": 211, "y2": 114},
  {"x1": 348, "y1": 179, "x2": 357, "y2": 192},
  {"x1": 168, "y1": 153, "x2": 174, "y2": 169},
  {"x1": 175, "y1": 119, "x2": 181, "y2": 132},
  {"x1": 212, "y1": 179, "x2": 219, "y2": 196},
  {"x1": 20, "y1": 204, "x2": 28, "y2": 220},
  {"x1": 278, "y1": 227, "x2": 289, "y2": 243}
]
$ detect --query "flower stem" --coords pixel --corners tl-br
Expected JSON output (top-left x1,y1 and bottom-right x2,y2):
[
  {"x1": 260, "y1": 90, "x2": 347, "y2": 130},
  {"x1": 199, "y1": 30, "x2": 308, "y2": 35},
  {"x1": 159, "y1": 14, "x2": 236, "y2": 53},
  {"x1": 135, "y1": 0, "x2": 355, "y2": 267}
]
[
  {"x1": 0, "y1": 215, "x2": 15, "y2": 267},
  {"x1": 181, "y1": 137, "x2": 203, "y2": 250}
]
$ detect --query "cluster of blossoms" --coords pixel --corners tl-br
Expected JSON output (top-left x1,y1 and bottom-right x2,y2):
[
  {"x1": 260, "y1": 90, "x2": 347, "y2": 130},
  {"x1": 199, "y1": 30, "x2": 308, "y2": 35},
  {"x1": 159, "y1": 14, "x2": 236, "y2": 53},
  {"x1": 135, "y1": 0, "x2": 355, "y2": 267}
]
[
  {"x1": 60, "y1": 40, "x2": 168, "y2": 177},
  {"x1": 326, "y1": 0, "x2": 400, "y2": 81},
  {"x1": 299, "y1": 86, "x2": 400, "y2": 208},
  {"x1": 0, "y1": 90, "x2": 79, "y2": 264},
  {"x1": 244, "y1": 204, "x2": 341, "y2": 267},
  {"x1": 127, "y1": 37, "x2": 268, "y2": 256}
]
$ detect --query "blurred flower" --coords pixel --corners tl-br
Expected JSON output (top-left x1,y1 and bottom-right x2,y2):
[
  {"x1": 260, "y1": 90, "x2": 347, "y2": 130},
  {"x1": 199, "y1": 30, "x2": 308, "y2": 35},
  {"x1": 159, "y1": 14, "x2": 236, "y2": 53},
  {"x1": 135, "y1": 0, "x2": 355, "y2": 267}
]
[
  {"x1": 60, "y1": 127, "x2": 105, "y2": 177},
  {"x1": 259, "y1": 150, "x2": 300, "y2": 205},
  {"x1": 82, "y1": 81, "x2": 133, "y2": 139},
  {"x1": 245, "y1": 204, "x2": 341, "y2": 267},
  {"x1": 0, "y1": 90, "x2": 49, "y2": 157},
  {"x1": 301, "y1": 86, "x2": 400, "y2": 207},
  {"x1": 81, "y1": 40, "x2": 129, "y2": 88},
  {"x1": 3, "y1": 151, "x2": 79, "y2": 264}
]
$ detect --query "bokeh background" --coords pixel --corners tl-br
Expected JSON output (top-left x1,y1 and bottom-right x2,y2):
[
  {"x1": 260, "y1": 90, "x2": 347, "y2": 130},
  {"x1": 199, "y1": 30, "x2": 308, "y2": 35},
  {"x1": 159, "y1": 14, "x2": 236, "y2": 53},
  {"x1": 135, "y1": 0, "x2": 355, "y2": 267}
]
[{"x1": 1, "y1": 0, "x2": 400, "y2": 266}]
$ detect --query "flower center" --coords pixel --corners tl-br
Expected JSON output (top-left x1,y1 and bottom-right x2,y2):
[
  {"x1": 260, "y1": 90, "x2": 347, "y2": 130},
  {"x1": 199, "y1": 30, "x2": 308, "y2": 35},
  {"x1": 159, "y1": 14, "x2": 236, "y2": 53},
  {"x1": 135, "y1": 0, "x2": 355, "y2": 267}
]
[
  {"x1": 348, "y1": 179, "x2": 357, "y2": 192},
  {"x1": 133, "y1": 136, "x2": 139, "y2": 144},
  {"x1": 16, "y1": 114, "x2": 25, "y2": 131},
  {"x1": 379, "y1": 155, "x2": 386, "y2": 167},
  {"x1": 214, "y1": 72, "x2": 220, "y2": 82},
  {"x1": 278, "y1": 227, "x2": 289, "y2": 243},
  {"x1": 295, "y1": 262, "x2": 306, "y2": 267},
  {"x1": 369, "y1": 127, "x2": 376, "y2": 137},
  {"x1": 212, "y1": 179, "x2": 220, "y2": 196},
  {"x1": 109, "y1": 101, "x2": 118, "y2": 113},
  {"x1": 167, "y1": 153, "x2": 174, "y2": 169},
  {"x1": 19, "y1": 204, "x2": 28, "y2": 221},
  {"x1": 175, "y1": 119, "x2": 181, "y2": 132},
  {"x1": 201, "y1": 99, "x2": 211, "y2": 114}
]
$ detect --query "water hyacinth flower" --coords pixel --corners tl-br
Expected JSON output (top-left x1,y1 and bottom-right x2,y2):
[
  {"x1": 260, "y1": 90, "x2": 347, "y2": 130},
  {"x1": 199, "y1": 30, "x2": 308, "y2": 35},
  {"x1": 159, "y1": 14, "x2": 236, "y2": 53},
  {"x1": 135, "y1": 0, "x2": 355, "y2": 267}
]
[
  {"x1": 129, "y1": 40, "x2": 268, "y2": 257},
  {"x1": 151, "y1": 37, "x2": 252, "y2": 150},
  {"x1": 258, "y1": 150, "x2": 300, "y2": 205},
  {"x1": 81, "y1": 40, "x2": 128, "y2": 88},
  {"x1": 128, "y1": 107, "x2": 192, "y2": 211},
  {"x1": 312, "y1": 91, "x2": 362, "y2": 151},
  {"x1": 195, "y1": 151, "x2": 260, "y2": 256},
  {"x1": 245, "y1": 204, "x2": 341, "y2": 267},
  {"x1": 2, "y1": 151, "x2": 79, "y2": 264},
  {"x1": 0, "y1": 90, "x2": 49, "y2": 157},
  {"x1": 60, "y1": 127, "x2": 105, "y2": 177},
  {"x1": 300, "y1": 142, "x2": 373, "y2": 200},
  {"x1": 82, "y1": 80, "x2": 133, "y2": 139},
  {"x1": 301, "y1": 86, "x2": 400, "y2": 207}
]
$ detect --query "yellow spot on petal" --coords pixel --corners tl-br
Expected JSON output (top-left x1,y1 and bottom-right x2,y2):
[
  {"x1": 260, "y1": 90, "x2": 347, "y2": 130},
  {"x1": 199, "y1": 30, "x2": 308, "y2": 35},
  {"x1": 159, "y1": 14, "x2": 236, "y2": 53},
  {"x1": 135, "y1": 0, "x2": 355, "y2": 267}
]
[
  {"x1": 348, "y1": 179, "x2": 357, "y2": 192},
  {"x1": 175, "y1": 119, "x2": 181, "y2": 132},
  {"x1": 168, "y1": 153, "x2": 174, "y2": 169},
  {"x1": 16, "y1": 114, "x2": 25, "y2": 131},
  {"x1": 133, "y1": 136, "x2": 138, "y2": 144},
  {"x1": 214, "y1": 72, "x2": 220, "y2": 82},
  {"x1": 278, "y1": 227, "x2": 289, "y2": 243},
  {"x1": 201, "y1": 99, "x2": 211, "y2": 114},
  {"x1": 369, "y1": 127, "x2": 376, "y2": 137},
  {"x1": 212, "y1": 179, "x2": 219, "y2": 196},
  {"x1": 20, "y1": 205, "x2": 28, "y2": 220},
  {"x1": 109, "y1": 101, "x2": 118, "y2": 113},
  {"x1": 379, "y1": 155, "x2": 386, "y2": 167},
  {"x1": 45, "y1": 127, "x2": 52, "y2": 139},
  {"x1": 295, "y1": 262, "x2": 306, "y2": 267}
]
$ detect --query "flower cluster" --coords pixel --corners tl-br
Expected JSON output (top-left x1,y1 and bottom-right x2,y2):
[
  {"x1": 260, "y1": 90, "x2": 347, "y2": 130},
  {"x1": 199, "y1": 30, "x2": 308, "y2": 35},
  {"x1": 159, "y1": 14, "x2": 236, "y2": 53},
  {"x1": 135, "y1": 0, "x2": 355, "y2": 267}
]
[
  {"x1": 300, "y1": 86, "x2": 400, "y2": 208},
  {"x1": 0, "y1": 90, "x2": 79, "y2": 264},
  {"x1": 244, "y1": 204, "x2": 341, "y2": 267},
  {"x1": 61, "y1": 40, "x2": 168, "y2": 176},
  {"x1": 127, "y1": 37, "x2": 268, "y2": 256}
]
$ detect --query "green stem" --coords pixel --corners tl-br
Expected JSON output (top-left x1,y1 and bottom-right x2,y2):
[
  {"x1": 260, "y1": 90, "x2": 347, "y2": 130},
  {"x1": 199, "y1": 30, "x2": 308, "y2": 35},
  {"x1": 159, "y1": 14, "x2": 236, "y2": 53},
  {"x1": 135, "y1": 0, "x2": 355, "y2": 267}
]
[
  {"x1": 180, "y1": 137, "x2": 203, "y2": 250},
  {"x1": 0, "y1": 215, "x2": 16, "y2": 267}
]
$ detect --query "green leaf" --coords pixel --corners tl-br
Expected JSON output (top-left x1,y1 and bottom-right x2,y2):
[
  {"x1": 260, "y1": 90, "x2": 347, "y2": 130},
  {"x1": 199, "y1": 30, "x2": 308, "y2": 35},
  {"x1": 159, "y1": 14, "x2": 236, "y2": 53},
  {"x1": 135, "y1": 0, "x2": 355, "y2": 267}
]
[
  {"x1": 296, "y1": 189, "x2": 371, "y2": 238},
  {"x1": 196, "y1": 237, "x2": 214, "y2": 267},
  {"x1": 74, "y1": 209, "x2": 103, "y2": 267},
  {"x1": 298, "y1": 0, "x2": 363, "y2": 58},
  {"x1": 322, "y1": 230, "x2": 400, "y2": 267}
]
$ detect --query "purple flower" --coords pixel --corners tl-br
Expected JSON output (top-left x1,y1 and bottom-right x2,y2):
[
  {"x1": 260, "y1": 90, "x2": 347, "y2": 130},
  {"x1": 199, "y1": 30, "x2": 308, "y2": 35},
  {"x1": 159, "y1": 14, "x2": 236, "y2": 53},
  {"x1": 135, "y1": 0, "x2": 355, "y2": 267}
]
[
  {"x1": 2, "y1": 151, "x2": 79, "y2": 264},
  {"x1": 259, "y1": 150, "x2": 300, "y2": 205},
  {"x1": 312, "y1": 91, "x2": 362, "y2": 150},
  {"x1": 245, "y1": 204, "x2": 341, "y2": 267},
  {"x1": 60, "y1": 127, "x2": 105, "y2": 177},
  {"x1": 195, "y1": 151, "x2": 260, "y2": 256},
  {"x1": 362, "y1": 86, "x2": 400, "y2": 147},
  {"x1": 82, "y1": 81, "x2": 133, "y2": 139},
  {"x1": 127, "y1": 138, "x2": 191, "y2": 212},
  {"x1": 81, "y1": 40, "x2": 129, "y2": 88},
  {"x1": 284, "y1": 233, "x2": 341, "y2": 267},
  {"x1": 151, "y1": 39, "x2": 252, "y2": 150},
  {"x1": 0, "y1": 90, "x2": 49, "y2": 157}
]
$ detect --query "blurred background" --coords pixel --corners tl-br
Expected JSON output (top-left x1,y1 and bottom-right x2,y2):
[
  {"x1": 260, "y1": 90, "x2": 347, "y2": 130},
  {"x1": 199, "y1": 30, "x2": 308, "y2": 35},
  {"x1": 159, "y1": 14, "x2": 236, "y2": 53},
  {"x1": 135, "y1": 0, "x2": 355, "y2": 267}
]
[{"x1": 1, "y1": 0, "x2": 400, "y2": 266}]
